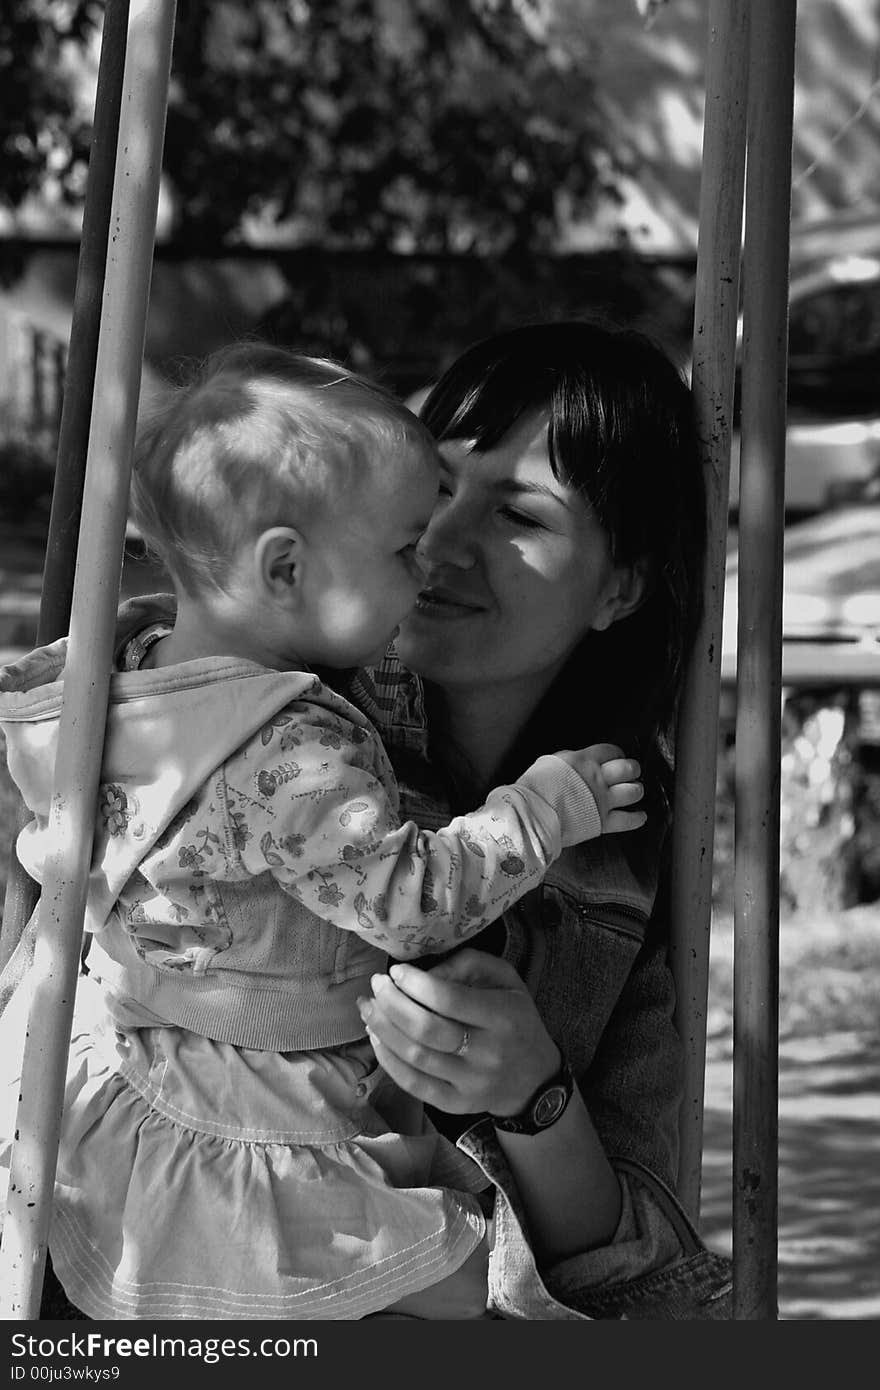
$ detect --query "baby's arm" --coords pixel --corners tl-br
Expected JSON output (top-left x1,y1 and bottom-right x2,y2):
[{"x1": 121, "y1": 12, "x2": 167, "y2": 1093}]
[{"x1": 228, "y1": 709, "x2": 644, "y2": 959}]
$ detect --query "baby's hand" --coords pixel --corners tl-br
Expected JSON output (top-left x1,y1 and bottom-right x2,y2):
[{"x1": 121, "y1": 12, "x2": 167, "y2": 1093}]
[{"x1": 556, "y1": 743, "x2": 646, "y2": 834}]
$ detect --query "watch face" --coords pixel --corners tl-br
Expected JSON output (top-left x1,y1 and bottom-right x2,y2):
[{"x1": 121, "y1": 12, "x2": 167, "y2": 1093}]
[
  {"x1": 533, "y1": 1085, "x2": 568, "y2": 1128},
  {"x1": 491, "y1": 1057, "x2": 573, "y2": 1134}
]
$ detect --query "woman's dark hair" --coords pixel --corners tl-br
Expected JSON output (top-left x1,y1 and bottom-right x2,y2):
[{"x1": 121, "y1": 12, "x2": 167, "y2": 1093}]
[{"x1": 419, "y1": 318, "x2": 706, "y2": 791}]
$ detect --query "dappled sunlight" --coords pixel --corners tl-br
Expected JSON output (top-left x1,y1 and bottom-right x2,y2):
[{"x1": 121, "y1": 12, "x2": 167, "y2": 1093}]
[
  {"x1": 700, "y1": 965, "x2": 880, "y2": 1318},
  {"x1": 563, "y1": 0, "x2": 880, "y2": 241}
]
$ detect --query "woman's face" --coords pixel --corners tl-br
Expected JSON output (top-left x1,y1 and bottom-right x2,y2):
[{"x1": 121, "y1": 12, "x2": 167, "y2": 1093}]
[{"x1": 396, "y1": 411, "x2": 633, "y2": 697}]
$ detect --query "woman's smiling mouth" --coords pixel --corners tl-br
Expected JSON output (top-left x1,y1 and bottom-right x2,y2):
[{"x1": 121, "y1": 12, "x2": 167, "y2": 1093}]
[{"x1": 414, "y1": 587, "x2": 486, "y2": 617}]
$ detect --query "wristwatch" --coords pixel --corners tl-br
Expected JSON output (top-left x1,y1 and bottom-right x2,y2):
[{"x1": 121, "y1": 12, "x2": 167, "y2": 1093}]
[{"x1": 490, "y1": 1054, "x2": 575, "y2": 1135}]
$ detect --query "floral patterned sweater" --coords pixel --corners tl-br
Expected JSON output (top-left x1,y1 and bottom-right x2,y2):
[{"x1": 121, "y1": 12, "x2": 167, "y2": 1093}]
[{"x1": 0, "y1": 610, "x2": 602, "y2": 1051}]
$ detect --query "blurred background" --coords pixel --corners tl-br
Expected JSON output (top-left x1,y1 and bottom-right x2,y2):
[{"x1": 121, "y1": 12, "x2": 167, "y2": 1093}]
[
  {"x1": 2, "y1": 0, "x2": 879, "y2": 917},
  {"x1": 1, "y1": 0, "x2": 880, "y2": 1318}
]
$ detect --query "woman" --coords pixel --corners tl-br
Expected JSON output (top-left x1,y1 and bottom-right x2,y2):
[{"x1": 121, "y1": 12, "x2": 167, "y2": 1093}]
[
  {"x1": 20, "y1": 316, "x2": 731, "y2": 1319},
  {"x1": 352, "y1": 319, "x2": 733, "y2": 1318}
]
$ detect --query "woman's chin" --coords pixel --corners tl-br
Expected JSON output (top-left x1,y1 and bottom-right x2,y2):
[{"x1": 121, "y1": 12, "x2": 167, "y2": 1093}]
[{"x1": 396, "y1": 615, "x2": 473, "y2": 679}]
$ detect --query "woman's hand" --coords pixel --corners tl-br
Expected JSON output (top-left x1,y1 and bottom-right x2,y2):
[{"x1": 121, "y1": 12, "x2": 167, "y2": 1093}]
[
  {"x1": 357, "y1": 947, "x2": 562, "y2": 1117},
  {"x1": 359, "y1": 947, "x2": 624, "y2": 1262}
]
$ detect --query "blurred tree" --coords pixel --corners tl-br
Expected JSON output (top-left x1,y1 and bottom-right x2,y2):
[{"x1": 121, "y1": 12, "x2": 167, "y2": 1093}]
[
  {"x1": 0, "y1": 0, "x2": 102, "y2": 216},
  {"x1": 164, "y1": 0, "x2": 615, "y2": 252},
  {"x1": 1, "y1": 0, "x2": 618, "y2": 253}
]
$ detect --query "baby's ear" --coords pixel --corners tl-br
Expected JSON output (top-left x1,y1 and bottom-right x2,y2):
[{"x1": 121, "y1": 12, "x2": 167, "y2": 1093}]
[
  {"x1": 592, "y1": 559, "x2": 649, "y2": 632},
  {"x1": 254, "y1": 526, "x2": 303, "y2": 596}
]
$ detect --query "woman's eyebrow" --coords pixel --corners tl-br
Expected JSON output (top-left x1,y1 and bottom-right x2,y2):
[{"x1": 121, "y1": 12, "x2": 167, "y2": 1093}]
[
  {"x1": 437, "y1": 451, "x2": 570, "y2": 507},
  {"x1": 498, "y1": 479, "x2": 570, "y2": 506}
]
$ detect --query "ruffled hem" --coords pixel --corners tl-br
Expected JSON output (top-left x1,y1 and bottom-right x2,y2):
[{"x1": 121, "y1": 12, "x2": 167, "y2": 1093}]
[
  {"x1": 51, "y1": 1202, "x2": 485, "y2": 1321},
  {"x1": 45, "y1": 1021, "x2": 486, "y2": 1320}
]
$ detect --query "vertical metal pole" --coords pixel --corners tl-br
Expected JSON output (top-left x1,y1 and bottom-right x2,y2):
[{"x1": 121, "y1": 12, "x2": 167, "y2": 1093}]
[
  {"x1": 0, "y1": 0, "x2": 177, "y2": 1319},
  {"x1": 733, "y1": 0, "x2": 797, "y2": 1322},
  {"x1": 670, "y1": 0, "x2": 749, "y2": 1222},
  {"x1": 0, "y1": 0, "x2": 130, "y2": 975},
  {"x1": 38, "y1": 0, "x2": 133, "y2": 648}
]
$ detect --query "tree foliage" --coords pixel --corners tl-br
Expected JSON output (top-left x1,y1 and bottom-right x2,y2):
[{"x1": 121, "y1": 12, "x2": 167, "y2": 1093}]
[
  {"x1": 3, "y1": 0, "x2": 618, "y2": 253},
  {"x1": 0, "y1": 0, "x2": 103, "y2": 214},
  {"x1": 165, "y1": 0, "x2": 613, "y2": 252}
]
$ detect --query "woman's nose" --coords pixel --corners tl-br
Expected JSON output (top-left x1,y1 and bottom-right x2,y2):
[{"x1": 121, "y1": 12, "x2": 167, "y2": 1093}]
[{"x1": 416, "y1": 504, "x2": 478, "y2": 570}]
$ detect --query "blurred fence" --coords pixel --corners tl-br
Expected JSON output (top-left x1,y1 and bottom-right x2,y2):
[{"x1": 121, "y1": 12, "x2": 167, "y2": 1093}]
[{"x1": 0, "y1": 312, "x2": 67, "y2": 441}]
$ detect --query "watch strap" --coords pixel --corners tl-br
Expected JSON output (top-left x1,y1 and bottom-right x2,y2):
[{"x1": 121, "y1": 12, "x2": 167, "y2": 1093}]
[{"x1": 490, "y1": 1053, "x2": 575, "y2": 1135}]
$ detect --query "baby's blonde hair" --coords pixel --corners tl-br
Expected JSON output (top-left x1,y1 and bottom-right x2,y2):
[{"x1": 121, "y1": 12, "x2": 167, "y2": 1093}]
[{"x1": 131, "y1": 342, "x2": 436, "y2": 595}]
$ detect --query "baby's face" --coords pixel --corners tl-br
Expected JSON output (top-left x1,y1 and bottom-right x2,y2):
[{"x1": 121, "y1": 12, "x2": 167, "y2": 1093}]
[{"x1": 297, "y1": 433, "x2": 439, "y2": 669}]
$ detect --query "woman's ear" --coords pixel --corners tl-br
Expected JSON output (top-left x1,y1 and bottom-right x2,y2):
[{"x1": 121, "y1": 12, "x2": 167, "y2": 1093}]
[
  {"x1": 254, "y1": 527, "x2": 304, "y2": 599},
  {"x1": 592, "y1": 560, "x2": 650, "y2": 632}
]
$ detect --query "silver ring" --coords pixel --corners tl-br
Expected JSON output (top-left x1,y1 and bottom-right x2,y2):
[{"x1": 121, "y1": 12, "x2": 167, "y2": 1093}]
[{"x1": 453, "y1": 1029, "x2": 470, "y2": 1057}]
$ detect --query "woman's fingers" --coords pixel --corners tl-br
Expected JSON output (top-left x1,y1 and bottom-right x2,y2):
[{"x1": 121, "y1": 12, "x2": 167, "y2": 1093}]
[
  {"x1": 360, "y1": 948, "x2": 564, "y2": 1117},
  {"x1": 361, "y1": 1000, "x2": 456, "y2": 1074},
  {"x1": 361, "y1": 969, "x2": 473, "y2": 1057},
  {"x1": 357, "y1": 970, "x2": 494, "y2": 1114},
  {"x1": 364, "y1": 1026, "x2": 464, "y2": 1111},
  {"x1": 382, "y1": 952, "x2": 520, "y2": 1026}
]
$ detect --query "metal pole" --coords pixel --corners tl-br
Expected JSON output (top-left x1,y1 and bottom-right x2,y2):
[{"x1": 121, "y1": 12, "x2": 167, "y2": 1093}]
[
  {"x1": 0, "y1": 0, "x2": 177, "y2": 1319},
  {"x1": 670, "y1": 0, "x2": 749, "y2": 1222},
  {"x1": 0, "y1": 0, "x2": 130, "y2": 975},
  {"x1": 733, "y1": 0, "x2": 797, "y2": 1322}
]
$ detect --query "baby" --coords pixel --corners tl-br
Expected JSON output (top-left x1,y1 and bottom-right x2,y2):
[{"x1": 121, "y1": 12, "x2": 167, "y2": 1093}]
[{"x1": 0, "y1": 343, "x2": 645, "y2": 1320}]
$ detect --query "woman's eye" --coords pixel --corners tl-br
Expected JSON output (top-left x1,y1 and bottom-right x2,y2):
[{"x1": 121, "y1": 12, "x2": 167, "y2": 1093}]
[{"x1": 500, "y1": 507, "x2": 545, "y2": 530}]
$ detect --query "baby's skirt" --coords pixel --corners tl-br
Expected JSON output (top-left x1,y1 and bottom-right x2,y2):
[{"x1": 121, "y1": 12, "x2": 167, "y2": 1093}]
[{"x1": 0, "y1": 974, "x2": 488, "y2": 1320}]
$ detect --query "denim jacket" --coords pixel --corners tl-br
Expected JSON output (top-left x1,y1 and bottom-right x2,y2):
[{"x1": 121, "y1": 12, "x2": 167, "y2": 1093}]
[{"x1": 351, "y1": 655, "x2": 734, "y2": 1320}]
